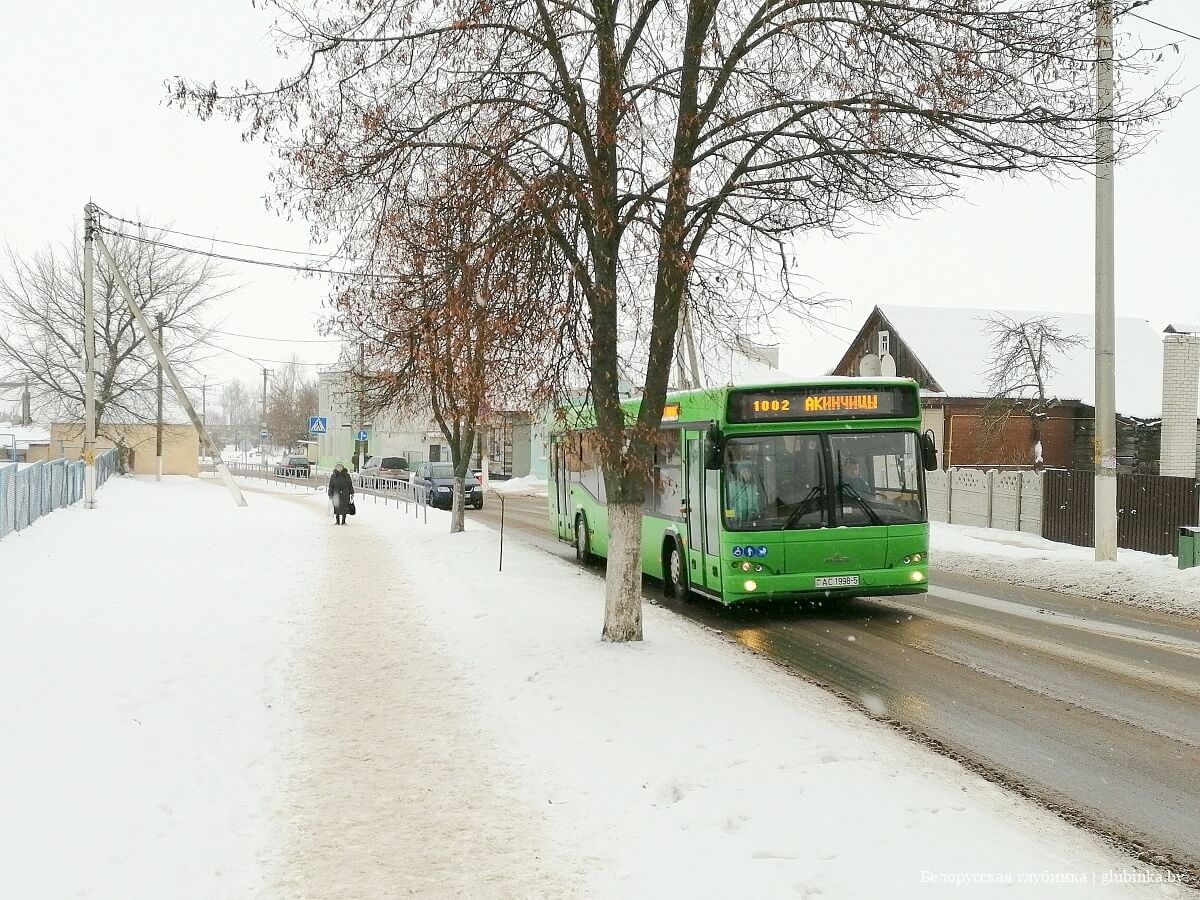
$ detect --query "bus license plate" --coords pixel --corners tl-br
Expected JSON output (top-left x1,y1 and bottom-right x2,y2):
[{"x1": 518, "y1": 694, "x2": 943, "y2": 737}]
[{"x1": 816, "y1": 575, "x2": 859, "y2": 588}]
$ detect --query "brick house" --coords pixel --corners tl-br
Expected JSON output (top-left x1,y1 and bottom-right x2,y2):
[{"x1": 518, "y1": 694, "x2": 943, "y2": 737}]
[{"x1": 831, "y1": 305, "x2": 1177, "y2": 472}]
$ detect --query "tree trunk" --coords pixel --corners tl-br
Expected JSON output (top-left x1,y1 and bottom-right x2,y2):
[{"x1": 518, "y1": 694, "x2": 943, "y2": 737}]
[
  {"x1": 1031, "y1": 414, "x2": 1045, "y2": 472},
  {"x1": 602, "y1": 501, "x2": 643, "y2": 642},
  {"x1": 451, "y1": 475, "x2": 465, "y2": 533}
]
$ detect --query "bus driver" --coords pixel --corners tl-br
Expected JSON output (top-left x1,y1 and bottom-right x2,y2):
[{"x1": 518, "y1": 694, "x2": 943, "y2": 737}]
[
  {"x1": 839, "y1": 457, "x2": 873, "y2": 498},
  {"x1": 727, "y1": 464, "x2": 763, "y2": 523}
]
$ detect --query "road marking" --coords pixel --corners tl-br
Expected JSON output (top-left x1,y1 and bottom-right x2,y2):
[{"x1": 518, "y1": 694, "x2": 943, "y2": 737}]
[
  {"x1": 882, "y1": 595, "x2": 1200, "y2": 700},
  {"x1": 923, "y1": 585, "x2": 1200, "y2": 658}
]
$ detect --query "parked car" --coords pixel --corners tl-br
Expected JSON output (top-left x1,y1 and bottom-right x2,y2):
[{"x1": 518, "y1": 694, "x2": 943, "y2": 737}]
[
  {"x1": 360, "y1": 455, "x2": 410, "y2": 480},
  {"x1": 412, "y1": 462, "x2": 483, "y2": 509},
  {"x1": 274, "y1": 455, "x2": 313, "y2": 477}
]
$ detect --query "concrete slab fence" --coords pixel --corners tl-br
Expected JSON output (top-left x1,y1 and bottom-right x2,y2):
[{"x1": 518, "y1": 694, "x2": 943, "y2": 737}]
[{"x1": 926, "y1": 468, "x2": 1042, "y2": 535}]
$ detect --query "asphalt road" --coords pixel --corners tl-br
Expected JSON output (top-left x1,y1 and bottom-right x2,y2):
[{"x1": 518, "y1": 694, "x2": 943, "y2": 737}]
[{"x1": 469, "y1": 493, "x2": 1200, "y2": 882}]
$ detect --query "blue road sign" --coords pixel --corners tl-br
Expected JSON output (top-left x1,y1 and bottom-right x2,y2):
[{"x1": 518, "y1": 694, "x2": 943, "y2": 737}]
[
  {"x1": 308, "y1": 416, "x2": 328, "y2": 435},
  {"x1": 356, "y1": 429, "x2": 368, "y2": 442}
]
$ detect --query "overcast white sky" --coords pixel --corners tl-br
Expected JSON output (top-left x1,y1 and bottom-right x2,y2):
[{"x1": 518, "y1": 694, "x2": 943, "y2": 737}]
[{"x1": 2, "y1": 1, "x2": 1197, "y2": 396}]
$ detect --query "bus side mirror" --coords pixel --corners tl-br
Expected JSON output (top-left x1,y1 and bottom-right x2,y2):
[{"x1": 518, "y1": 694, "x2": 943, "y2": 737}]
[
  {"x1": 920, "y1": 430, "x2": 938, "y2": 471},
  {"x1": 704, "y1": 427, "x2": 723, "y2": 470}
]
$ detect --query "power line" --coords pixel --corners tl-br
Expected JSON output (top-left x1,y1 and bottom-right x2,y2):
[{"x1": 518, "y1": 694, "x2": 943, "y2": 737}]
[
  {"x1": 199, "y1": 337, "x2": 339, "y2": 368},
  {"x1": 96, "y1": 226, "x2": 405, "y2": 280},
  {"x1": 92, "y1": 206, "x2": 387, "y2": 265},
  {"x1": 1128, "y1": 11, "x2": 1200, "y2": 42},
  {"x1": 210, "y1": 327, "x2": 345, "y2": 344}
]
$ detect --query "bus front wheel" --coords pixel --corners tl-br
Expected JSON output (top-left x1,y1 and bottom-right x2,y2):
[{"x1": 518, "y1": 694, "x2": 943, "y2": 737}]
[
  {"x1": 664, "y1": 539, "x2": 689, "y2": 600},
  {"x1": 575, "y1": 514, "x2": 593, "y2": 564}
]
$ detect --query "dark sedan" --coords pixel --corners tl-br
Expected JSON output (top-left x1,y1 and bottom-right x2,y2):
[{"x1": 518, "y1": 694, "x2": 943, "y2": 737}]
[{"x1": 412, "y1": 462, "x2": 484, "y2": 509}]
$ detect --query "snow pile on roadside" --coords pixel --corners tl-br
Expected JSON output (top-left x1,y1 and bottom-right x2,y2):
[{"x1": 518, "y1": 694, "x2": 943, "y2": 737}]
[
  {"x1": 932, "y1": 522, "x2": 1200, "y2": 619},
  {"x1": 486, "y1": 474, "x2": 549, "y2": 496},
  {"x1": 355, "y1": 497, "x2": 1187, "y2": 898}
]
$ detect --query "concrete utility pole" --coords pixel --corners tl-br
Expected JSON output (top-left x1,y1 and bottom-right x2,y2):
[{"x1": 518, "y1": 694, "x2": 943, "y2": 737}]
[
  {"x1": 356, "y1": 343, "x2": 366, "y2": 472},
  {"x1": 1094, "y1": 0, "x2": 1118, "y2": 561},
  {"x1": 261, "y1": 367, "x2": 270, "y2": 450},
  {"x1": 156, "y1": 314, "x2": 164, "y2": 482},
  {"x1": 94, "y1": 230, "x2": 247, "y2": 508},
  {"x1": 82, "y1": 204, "x2": 98, "y2": 509}
]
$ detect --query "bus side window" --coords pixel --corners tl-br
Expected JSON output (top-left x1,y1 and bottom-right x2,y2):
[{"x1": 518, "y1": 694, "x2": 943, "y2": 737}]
[{"x1": 654, "y1": 431, "x2": 683, "y2": 517}]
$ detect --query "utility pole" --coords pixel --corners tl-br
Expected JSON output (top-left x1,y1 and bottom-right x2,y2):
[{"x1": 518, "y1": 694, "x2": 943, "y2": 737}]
[
  {"x1": 93, "y1": 230, "x2": 246, "y2": 507},
  {"x1": 156, "y1": 314, "x2": 164, "y2": 482},
  {"x1": 261, "y1": 366, "x2": 270, "y2": 451},
  {"x1": 201, "y1": 376, "x2": 207, "y2": 426},
  {"x1": 356, "y1": 343, "x2": 366, "y2": 472},
  {"x1": 1094, "y1": 0, "x2": 1118, "y2": 561},
  {"x1": 83, "y1": 204, "x2": 98, "y2": 509}
]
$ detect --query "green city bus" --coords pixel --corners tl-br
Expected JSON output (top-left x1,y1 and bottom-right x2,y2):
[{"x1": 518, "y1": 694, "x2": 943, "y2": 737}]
[{"x1": 548, "y1": 378, "x2": 937, "y2": 604}]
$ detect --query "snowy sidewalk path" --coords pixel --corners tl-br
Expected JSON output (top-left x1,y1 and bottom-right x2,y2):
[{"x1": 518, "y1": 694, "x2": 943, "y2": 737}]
[
  {"x1": 0, "y1": 476, "x2": 574, "y2": 899},
  {"x1": 270, "y1": 486, "x2": 578, "y2": 897}
]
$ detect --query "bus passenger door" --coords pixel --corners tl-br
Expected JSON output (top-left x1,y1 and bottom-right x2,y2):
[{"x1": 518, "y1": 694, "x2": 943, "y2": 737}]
[
  {"x1": 684, "y1": 433, "x2": 723, "y2": 594},
  {"x1": 684, "y1": 435, "x2": 705, "y2": 587},
  {"x1": 552, "y1": 437, "x2": 573, "y2": 541}
]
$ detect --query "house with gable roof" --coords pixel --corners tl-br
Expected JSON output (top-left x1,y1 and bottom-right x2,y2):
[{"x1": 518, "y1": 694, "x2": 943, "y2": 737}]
[{"x1": 831, "y1": 305, "x2": 1182, "y2": 472}]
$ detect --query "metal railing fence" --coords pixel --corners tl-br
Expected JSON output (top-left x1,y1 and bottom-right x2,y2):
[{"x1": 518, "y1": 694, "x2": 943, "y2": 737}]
[
  {"x1": 0, "y1": 449, "x2": 118, "y2": 541},
  {"x1": 217, "y1": 462, "x2": 431, "y2": 522}
]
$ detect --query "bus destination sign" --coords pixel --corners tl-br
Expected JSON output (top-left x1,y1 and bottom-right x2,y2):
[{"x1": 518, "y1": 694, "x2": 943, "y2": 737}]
[{"x1": 728, "y1": 386, "x2": 916, "y2": 423}]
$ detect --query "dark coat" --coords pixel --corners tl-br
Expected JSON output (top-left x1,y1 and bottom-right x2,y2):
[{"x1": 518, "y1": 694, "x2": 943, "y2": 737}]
[{"x1": 328, "y1": 468, "x2": 355, "y2": 512}]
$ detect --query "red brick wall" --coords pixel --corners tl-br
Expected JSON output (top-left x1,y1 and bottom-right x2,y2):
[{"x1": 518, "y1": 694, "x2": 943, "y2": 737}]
[{"x1": 942, "y1": 401, "x2": 1078, "y2": 469}]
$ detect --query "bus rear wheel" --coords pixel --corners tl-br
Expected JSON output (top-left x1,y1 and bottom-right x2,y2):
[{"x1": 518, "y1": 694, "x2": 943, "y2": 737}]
[
  {"x1": 664, "y1": 540, "x2": 689, "y2": 600},
  {"x1": 575, "y1": 514, "x2": 593, "y2": 564}
]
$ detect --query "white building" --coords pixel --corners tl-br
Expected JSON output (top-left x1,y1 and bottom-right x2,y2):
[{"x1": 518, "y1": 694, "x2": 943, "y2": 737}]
[{"x1": 315, "y1": 371, "x2": 446, "y2": 471}]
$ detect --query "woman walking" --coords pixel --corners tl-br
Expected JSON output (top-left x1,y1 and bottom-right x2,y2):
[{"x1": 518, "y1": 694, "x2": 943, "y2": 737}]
[{"x1": 328, "y1": 462, "x2": 355, "y2": 525}]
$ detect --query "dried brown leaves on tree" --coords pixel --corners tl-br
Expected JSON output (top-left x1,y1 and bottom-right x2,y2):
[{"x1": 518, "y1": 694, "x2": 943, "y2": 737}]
[{"x1": 333, "y1": 156, "x2": 571, "y2": 531}]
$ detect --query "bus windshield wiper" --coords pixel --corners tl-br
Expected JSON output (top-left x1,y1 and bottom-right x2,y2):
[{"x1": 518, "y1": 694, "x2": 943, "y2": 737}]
[
  {"x1": 839, "y1": 483, "x2": 884, "y2": 526},
  {"x1": 782, "y1": 485, "x2": 824, "y2": 530}
]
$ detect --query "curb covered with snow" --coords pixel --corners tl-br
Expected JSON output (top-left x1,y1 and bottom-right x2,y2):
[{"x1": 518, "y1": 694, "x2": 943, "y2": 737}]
[{"x1": 931, "y1": 523, "x2": 1200, "y2": 619}]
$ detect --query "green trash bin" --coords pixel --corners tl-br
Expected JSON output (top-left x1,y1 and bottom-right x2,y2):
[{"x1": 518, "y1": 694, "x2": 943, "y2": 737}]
[{"x1": 1179, "y1": 526, "x2": 1199, "y2": 570}]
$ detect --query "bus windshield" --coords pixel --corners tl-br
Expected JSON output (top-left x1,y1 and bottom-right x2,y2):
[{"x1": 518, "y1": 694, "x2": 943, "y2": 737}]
[{"x1": 723, "y1": 431, "x2": 924, "y2": 531}]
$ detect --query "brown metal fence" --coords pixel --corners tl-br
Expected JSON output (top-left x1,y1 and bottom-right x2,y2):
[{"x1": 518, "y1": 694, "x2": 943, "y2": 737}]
[{"x1": 1042, "y1": 470, "x2": 1200, "y2": 555}]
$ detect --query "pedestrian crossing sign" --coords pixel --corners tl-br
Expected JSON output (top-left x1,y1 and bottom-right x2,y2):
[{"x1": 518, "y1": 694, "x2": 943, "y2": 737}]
[{"x1": 308, "y1": 416, "x2": 328, "y2": 435}]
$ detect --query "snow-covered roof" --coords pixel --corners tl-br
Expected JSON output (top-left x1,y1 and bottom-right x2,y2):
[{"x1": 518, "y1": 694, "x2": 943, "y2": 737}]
[
  {"x1": 875, "y1": 305, "x2": 1172, "y2": 419},
  {"x1": 1165, "y1": 323, "x2": 1200, "y2": 335},
  {"x1": 0, "y1": 422, "x2": 51, "y2": 449}
]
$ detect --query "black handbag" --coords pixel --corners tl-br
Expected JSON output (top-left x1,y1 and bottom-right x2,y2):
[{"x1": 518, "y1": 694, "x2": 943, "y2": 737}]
[{"x1": 348, "y1": 499, "x2": 357, "y2": 516}]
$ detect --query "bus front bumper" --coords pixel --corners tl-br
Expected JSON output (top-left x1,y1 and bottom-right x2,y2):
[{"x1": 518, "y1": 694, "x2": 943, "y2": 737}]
[{"x1": 718, "y1": 566, "x2": 929, "y2": 604}]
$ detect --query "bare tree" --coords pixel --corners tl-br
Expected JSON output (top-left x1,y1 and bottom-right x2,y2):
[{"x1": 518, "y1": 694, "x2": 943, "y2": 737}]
[
  {"x1": 981, "y1": 314, "x2": 1086, "y2": 469},
  {"x1": 264, "y1": 356, "x2": 320, "y2": 449},
  {"x1": 0, "y1": 227, "x2": 231, "y2": 447},
  {"x1": 336, "y1": 158, "x2": 568, "y2": 533},
  {"x1": 173, "y1": 1, "x2": 1170, "y2": 640},
  {"x1": 217, "y1": 379, "x2": 258, "y2": 449}
]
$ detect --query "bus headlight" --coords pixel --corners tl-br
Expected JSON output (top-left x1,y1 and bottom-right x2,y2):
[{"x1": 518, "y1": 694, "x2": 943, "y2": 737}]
[
  {"x1": 744, "y1": 579, "x2": 758, "y2": 592},
  {"x1": 910, "y1": 571, "x2": 925, "y2": 582},
  {"x1": 741, "y1": 561, "x2": 752, "y2": 572}
]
